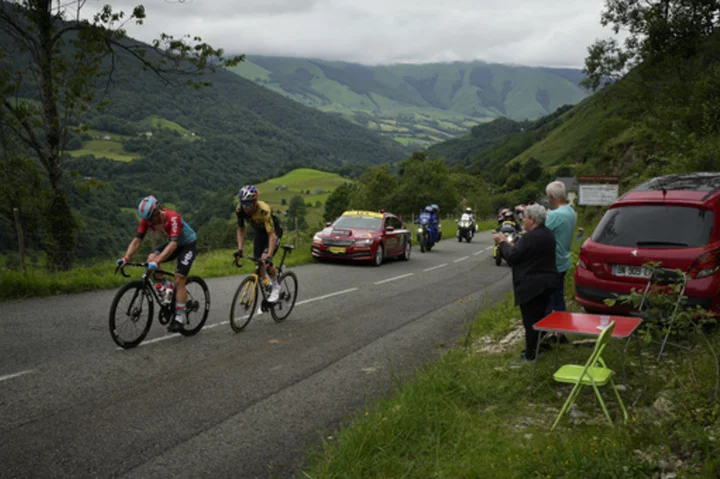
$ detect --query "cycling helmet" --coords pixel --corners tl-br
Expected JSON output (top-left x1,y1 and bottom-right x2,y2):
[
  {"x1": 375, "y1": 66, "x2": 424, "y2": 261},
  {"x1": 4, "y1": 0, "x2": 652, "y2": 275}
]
[
  {"x1": 425, "y1": 206, "x2": 433, "y2": 212},
  {"x1": 238, "y1": 185, "x2": 259, "y2": 203},
  {"x1": 502, "y1": 208, "x2": 514, "y2": 220},
  {"x1": 465, "y1": 207, "x2": 472, "y2": 214},
  {"x1": 430, "y1": 204, "x2": 439, "y2": 212},
  {"x1": 137, "y1": 195, "x2": 158, "y2": 220}
]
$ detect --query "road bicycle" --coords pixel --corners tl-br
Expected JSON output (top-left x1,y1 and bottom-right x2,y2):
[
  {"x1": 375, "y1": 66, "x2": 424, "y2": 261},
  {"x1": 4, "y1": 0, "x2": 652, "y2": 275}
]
[
  {"x1": 109, "y1": 262, "x2": 210, "y2": 349},
  {"x1": 230, "y1": 245, "x2": 298, "y2": 332}
]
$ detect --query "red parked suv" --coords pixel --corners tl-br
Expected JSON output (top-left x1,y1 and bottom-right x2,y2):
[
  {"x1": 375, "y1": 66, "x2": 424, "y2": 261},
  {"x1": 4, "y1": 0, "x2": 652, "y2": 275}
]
[{"x1": 575, "y1": 172, "x2": 720, "y2": 314}]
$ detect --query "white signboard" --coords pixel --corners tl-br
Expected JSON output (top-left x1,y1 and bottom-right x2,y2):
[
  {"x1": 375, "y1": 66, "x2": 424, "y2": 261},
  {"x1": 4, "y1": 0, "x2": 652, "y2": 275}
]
[{"x1": 578, "y1": 184, "x2": 619, "y2": 206}]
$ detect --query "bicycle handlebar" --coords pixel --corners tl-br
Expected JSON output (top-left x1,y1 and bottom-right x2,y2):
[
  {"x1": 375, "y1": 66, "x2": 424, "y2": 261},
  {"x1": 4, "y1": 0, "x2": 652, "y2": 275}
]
[
  {"x1": 115, "y1": 262, "x2": 175, "y2": 278},
  {"x1": 233, "y1": 256, "x2": 268, "y2": 268}
]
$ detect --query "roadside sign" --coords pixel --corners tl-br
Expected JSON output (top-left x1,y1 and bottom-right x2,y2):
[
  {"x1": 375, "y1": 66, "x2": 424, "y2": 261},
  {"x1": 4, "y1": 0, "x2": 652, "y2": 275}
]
[
  {"x1": 578, "y1": 184, "x2": 619, "y2": 205},
  {"x1": 576, "y1": 174, "x2": 619, "y2": 206}
]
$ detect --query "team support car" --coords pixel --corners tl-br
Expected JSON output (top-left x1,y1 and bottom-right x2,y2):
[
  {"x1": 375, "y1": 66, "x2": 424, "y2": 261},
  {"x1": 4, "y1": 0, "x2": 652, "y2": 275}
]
[
  {"x1": 311, "y1": 210, "x2": 412, "y2": 266},
  {"x1": 575, "y1": 172, "x2": 720, "y2": 314}
]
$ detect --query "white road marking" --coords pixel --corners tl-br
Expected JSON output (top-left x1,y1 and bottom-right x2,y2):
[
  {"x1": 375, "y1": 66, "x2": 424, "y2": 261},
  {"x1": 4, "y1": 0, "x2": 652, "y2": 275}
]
[
  {"x1": 205, "y1": 321, "x2": 229, "y2": 329},
  {"x1": 0, "y1": 370, "x2": 33, "y2": 383},
  {"x1": 473, "y1": 251, "x2": 484, "y2": 256},
  {"x1": 423, "y1": 263, "x2": 448, "y2": 272},
  {"x1": 120, "y1": 288, "x2": 361, "y2": 349},
  {"x1": 296, "y1": 287, "x2": 359, "y2": 306},
  {"x1": 374, "y1": 273, "x2": 414, "y2": 285},
  {"x1": 485, "y1": 246, "x2": 494, "y2": 251},
  {"x1": 454, "y1": 256, "x2": 469, "y2": 263},
  {"x1": 132, "y1": 333, "x2": 180, "y2": 347}
]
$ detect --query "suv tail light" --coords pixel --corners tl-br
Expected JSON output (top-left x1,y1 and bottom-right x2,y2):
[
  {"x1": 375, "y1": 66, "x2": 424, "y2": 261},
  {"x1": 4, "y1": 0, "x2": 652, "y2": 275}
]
[
  {"x1": 578, "y1": 250, "x2": 589, "y2": 269},
  {"x1": 689, "y1": 248, "x2": 720, "y2": 279},
  {"x1": 578, "y1": 249, "x2": 609, "y2": 277}
]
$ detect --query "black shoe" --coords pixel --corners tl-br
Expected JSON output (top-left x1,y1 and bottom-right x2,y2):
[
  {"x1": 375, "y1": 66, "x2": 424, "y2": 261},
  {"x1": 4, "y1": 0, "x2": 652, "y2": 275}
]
[
  {"x1": 168, "y1": 319, "x2": 183, "y2": 333},
  {"x1": 544, "y1": 334, "x2": 569, "y2": 345},
  {"x1": 520, "y1": 349, "x2": 543, "y2": 362}
]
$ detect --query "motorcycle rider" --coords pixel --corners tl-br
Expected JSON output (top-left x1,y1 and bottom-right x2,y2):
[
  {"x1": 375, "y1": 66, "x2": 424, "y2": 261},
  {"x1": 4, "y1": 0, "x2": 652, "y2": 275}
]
[
  {"x1": 462, "y1": 207, "x2": 475, "y2": 222},
  {"x1": 497, "y1": 208, "x2": 521, "y2": 233},
  {"x1": 416, "y1": 206, "x2": 439, "y2": 246},
  {"x1": 430, "y1": 204, "x2": 441, "y2": 240},
  {"x1": 461, "y1": 207, "x2": 477, "y2": 233}
]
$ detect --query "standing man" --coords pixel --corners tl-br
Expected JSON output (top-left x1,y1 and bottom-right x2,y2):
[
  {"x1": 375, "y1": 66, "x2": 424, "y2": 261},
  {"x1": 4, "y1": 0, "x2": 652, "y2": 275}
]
[{"x1": 544, "y1": 180, "x2": 577, "y2": 343}]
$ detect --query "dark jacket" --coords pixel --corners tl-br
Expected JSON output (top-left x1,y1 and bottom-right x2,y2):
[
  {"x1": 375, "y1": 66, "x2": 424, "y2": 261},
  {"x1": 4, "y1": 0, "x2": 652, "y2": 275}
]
[{"x1": 499, "y1": 225, "x2": 559, "y2": 306}]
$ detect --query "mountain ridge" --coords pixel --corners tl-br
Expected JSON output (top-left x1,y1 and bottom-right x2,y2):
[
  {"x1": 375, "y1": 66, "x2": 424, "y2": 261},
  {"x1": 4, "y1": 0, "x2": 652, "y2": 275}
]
[{"x1": 229, "y1": 55, "x2": 592, "y2": 147}]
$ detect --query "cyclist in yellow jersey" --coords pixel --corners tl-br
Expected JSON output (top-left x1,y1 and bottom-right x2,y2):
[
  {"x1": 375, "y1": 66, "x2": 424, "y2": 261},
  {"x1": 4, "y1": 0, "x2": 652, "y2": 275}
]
[{"x1": 234, "y1": 185, "x2": 282, "y2": 302}]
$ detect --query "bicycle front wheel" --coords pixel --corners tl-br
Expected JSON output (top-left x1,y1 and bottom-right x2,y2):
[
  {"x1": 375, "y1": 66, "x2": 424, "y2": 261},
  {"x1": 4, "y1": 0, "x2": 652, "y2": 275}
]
[
  {"x1": 271, "y1": 271, "x2": 298, "y2": 323},
  {"x1": 109, "y1": 281, "x2": 154, "y2": 349},
  {"x1": 230, "y1": 275, "x2": 259, "y2": 332},
  {"x1": 179, "y1": 276, "x2": 211, "y2": 337}
]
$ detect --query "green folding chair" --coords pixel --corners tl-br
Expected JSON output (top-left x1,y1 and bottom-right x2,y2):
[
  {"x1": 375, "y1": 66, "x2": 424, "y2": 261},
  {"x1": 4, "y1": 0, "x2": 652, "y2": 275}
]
[{"x1": 550, "y1": 321, "x2": 628, "y2": 430}]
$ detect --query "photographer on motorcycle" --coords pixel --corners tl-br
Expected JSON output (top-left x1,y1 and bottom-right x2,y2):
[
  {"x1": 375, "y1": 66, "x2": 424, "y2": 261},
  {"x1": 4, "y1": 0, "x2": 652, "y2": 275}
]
[{"x1": 496, "y1": 208, "x2": 520, "y2": 233}]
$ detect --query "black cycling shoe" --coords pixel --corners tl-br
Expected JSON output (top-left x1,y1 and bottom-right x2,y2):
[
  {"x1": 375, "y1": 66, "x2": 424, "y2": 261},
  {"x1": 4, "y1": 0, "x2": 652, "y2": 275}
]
[{"x1": 167, "y1": 319, "x2": 184, "y2": 333}]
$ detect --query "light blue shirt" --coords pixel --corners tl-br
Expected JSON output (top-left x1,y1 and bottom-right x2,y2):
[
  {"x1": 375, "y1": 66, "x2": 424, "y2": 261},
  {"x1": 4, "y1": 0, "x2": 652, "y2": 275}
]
[{"x1": 545, "y1": 204, "x2": 577, "y2": 273}]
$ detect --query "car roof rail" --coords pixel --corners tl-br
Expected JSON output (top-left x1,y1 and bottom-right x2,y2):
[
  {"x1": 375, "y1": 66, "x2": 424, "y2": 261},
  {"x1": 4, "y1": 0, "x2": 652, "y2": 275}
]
[{"x1": 627, "y1": 172, "x2": 720, "y2": 199}]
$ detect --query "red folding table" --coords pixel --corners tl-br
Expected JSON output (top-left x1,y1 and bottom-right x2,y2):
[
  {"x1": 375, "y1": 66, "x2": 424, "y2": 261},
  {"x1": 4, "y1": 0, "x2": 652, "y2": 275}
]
[{"x1": 530, "y1": 312, "x2": 645, "y2": 395}]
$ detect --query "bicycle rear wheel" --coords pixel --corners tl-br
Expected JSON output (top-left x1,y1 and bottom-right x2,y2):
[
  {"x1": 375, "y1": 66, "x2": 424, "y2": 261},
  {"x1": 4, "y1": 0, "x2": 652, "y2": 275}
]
[
  {"x1": 109, "y1": 281, "x2": 154, "y2": 349},
  {"x1": 230, "y1": 276, "x2": 259, "y2": 332},
  {"x1": 179, "y1": 276, "x2": 211, "y2": 337},
  {"x1": 271, "y1": 271, "x2": 298, "y2": 323}
]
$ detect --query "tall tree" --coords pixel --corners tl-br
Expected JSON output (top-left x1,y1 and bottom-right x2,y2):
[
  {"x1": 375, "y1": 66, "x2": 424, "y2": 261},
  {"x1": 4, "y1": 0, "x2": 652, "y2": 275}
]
[
  {"x1": 349, "y1": 164, "x2": 399, "y2": 212},
  {"x1": 0, "y1": 1, "x2": 242, "y2": 270},
  {"x1": 583, "y1": 0, "x2": 720, "y2": 91},
  {"x1": 287, "y1": 195, "x2": 307, "y2": 231},
  {"x1": 323, "y1": 183, "x2": 352, "y2": 223},
  {"x1": 395, "y1": 152, "x2": 458, "y2": 217}
]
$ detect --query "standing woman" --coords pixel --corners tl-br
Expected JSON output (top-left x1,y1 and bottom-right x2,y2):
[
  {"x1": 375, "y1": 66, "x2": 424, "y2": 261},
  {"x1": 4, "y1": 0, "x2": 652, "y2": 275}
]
[{"x1": 493, "y1": 203, "x2": 558, "y2": 362}]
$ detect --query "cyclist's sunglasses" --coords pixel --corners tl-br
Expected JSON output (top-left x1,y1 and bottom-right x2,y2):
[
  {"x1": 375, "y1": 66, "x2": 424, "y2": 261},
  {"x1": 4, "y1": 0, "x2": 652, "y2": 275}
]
[{"x1": 240, "y1": 200, "x2": 255, "y2": 207}]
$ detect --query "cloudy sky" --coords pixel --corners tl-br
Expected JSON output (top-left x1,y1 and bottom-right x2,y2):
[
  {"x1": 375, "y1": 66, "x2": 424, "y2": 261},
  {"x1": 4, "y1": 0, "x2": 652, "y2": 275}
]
[{"x1": 82, "y1": 0, "x2": 614, "y2": 68}]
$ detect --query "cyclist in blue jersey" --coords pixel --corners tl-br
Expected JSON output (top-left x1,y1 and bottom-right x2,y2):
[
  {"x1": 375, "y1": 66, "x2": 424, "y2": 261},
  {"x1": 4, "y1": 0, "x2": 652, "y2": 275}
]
[{"x1": 117, "y1": 196, "x2": 198, "y2": 332}]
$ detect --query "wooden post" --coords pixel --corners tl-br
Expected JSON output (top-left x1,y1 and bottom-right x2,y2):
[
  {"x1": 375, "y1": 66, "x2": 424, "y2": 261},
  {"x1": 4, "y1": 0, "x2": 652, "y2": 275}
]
[
  {"x1": 13, "y1": 208, "x2": 26, "y2": 276},
  {"x1": 295, "y1": 217, "x2": 299, "y2": 249}
]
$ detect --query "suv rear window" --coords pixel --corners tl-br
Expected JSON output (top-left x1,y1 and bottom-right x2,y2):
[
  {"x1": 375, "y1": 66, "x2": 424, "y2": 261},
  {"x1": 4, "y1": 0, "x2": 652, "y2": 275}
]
[{"x1": 592, "y1": 205, "x2": 714, "y2": 248}]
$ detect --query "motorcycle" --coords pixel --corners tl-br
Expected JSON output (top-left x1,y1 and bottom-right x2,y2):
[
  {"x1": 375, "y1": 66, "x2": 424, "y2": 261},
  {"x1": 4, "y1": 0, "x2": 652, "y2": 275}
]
[
  {"x1": 456, "y1": 214, "x2": 475, "y2": 243},
  {"x1": 493, "y1": 221, "x2": 521, "y2": 266},
  {"x1": 416, "y1": 213, "x2": 439, "y2": 253}
]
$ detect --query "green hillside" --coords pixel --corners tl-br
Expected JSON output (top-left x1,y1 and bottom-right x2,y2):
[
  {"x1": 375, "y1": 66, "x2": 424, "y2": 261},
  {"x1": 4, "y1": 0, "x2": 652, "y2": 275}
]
[
  {"x1": 426, "y1": 32, "x2": 720, "y2": 207},
  {"x1": 256, "y1": 168, "x2": 351, "y2": 229},
  {"x1": 229, "y1": 56, "x2": 592, "y2": 148},
  {"x1": 0, "y1": 18, "x2": 408, "y2": 261}
]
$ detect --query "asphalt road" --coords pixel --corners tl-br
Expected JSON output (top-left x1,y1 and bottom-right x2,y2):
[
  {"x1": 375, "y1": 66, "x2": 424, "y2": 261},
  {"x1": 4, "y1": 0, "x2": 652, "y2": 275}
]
[{"x1": 0, "y1": 231, "x2": 513, "y2": 478}]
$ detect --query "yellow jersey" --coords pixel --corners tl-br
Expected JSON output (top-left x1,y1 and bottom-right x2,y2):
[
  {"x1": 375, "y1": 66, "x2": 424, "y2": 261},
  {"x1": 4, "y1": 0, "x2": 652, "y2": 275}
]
[{"x1": 236, "y1": 200, "x2": 275, "y2": 234}]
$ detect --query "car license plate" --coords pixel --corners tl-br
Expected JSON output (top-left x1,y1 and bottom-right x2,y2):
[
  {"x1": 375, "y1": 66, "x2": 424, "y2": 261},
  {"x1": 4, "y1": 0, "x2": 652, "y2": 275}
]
[
  {"x1": 328, "y1": 247, "x2": 346, "y2": 254},
  {"x1": 613, "y1": 264, "x2": 652, "y2": 278}
]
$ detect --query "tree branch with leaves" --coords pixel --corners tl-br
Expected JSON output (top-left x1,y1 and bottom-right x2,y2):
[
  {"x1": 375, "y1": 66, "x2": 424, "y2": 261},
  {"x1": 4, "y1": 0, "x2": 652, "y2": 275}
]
[
  {"x1": 583, "y1": 0, "x2": 720, "y2": 91},
  {"x1": 0, "y1": 0, "x2": 243, "y2": 270}
]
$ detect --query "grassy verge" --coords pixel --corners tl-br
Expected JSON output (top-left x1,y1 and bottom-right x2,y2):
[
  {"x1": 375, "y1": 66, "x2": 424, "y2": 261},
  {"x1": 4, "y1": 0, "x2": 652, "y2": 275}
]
[
  {"x1": 301, "y1": 223, "x2": 720, "y2": 478},
  {"x1": 1, "y1": 219, "x2": 495, "y2": 301},
  {"x1": 0, "y1": 244, "x2": 313, "y2": 301}
]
